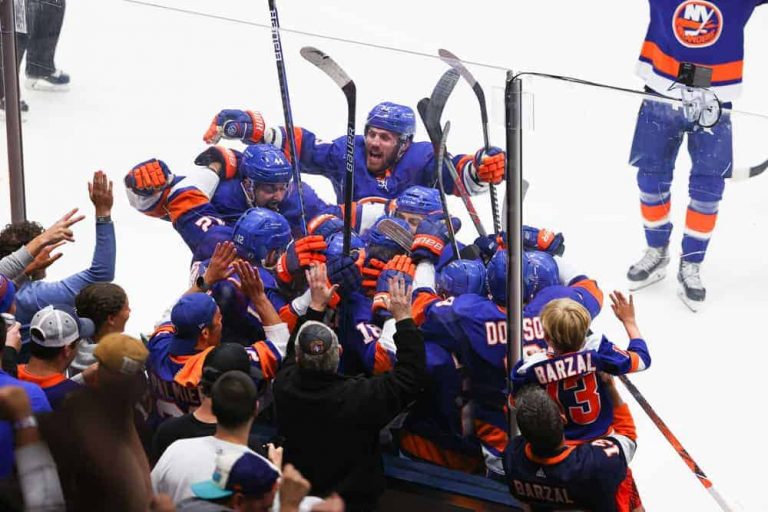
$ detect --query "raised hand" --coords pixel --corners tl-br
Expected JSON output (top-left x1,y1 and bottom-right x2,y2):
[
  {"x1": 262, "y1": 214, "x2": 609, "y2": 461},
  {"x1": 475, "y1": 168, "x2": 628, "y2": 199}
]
[
  {"x1": 24, "y1": 241, "x2": 65, "y2": 277},
  {"x1": 305, "y1": 263, "x2": 339, "y2": 312},
  {"x1": 203, "y1": 110, "x2": 266, "y2": 144},
  {"x1": 26, "y1": 208, "x2": 85, "y2": 258},
  {"x1": 474, "y1": 146, "x2": 506, "y2": 185},
  {"x1": 388, "y1": 274, "x2": 414, "y2": 322},
  {"x1": 193, "y1": 146, "x2": 241, "y2": 180},
  {"x1": 610, "y1": 290, "x2": 642, "y2": 339},
  {"x1": 233, "y1": 259, "x2": 265, "y2": 303},
  {"x1": 89, "y1": 170, "x2": 114, "y2": 217},
  {"x1": 202, "y1": 241, "x2": 237, "y2": 286},
  {"x1": 372, "y1": 255, "x2": 415, "y2": 316}
]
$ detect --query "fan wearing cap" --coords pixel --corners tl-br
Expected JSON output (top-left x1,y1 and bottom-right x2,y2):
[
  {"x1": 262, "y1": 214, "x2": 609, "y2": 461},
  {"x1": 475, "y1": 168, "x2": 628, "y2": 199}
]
[
  {"x1": 147, "y1": 262, "x2": 289, "y2": 421},
  {"x1": 16, "y1": 305, "x2": 95, "y2": 410}
]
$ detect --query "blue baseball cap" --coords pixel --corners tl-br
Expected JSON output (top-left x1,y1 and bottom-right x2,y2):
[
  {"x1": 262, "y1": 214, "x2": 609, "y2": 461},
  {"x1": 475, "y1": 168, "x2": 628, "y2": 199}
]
[
  {"x1": 171, "y1": 293, "x2": 218, "y2": 340},
  {"x1": 191, "y1": 451, "x2": 279, "y2": 500},
  {"x1": 0, "y1": 274, "x2": 15, "y2": 314}
]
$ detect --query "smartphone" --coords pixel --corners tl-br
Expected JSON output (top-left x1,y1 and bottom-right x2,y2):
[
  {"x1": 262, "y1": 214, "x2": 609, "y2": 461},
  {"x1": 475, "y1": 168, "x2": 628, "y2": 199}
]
[{"x1": 1, "y1": 313, "x2": 15, "y2": 327}]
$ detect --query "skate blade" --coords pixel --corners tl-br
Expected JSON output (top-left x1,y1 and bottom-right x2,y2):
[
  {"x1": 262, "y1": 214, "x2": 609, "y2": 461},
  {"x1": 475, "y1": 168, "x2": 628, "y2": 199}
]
[
  {"x1": 677, "y1": 288, "x2": 702, "y2": 313},
  {"x1": 24, "y1": 79, "x2": 69, "y2": 92},
  {"x1": 628, "y1": 268, "x2": 667, "y2": 291}
]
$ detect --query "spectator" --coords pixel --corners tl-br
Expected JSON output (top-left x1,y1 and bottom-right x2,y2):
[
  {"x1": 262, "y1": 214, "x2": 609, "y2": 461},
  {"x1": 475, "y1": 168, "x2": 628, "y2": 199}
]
[
  {"x1": 503, "y1": 380, "x2": 643, "y2": 511},
  {"x1": 0, "y1": 385, "x2": 64, "y2": 512},
  {"x1": 40, "y1": 333, "x2": 152, "y2": 512},
  {"x1": 1, "y1": 171, "x2": 115, "y2": 350},
  {"x1": 0, "y1": 322, "x2": 51, "y2": 482},
  {"x1": 16, "y1": 305, "x2": 94, "y2": 409},
  {"x1": 70, "y1": 282, "x2": 130, "y2": 374},
  {"x1": 150, "y1": 343, "x2": 256, "y2": 465},
  {"x1": 178, "y1": 451, "x2": 280, "y2": 512},
  {"x1": 274, "y1": 263, "x2": 426, "y2": 511},
  {"x1": 151, "y1": 370, "x2": 279, "y2": 504}
]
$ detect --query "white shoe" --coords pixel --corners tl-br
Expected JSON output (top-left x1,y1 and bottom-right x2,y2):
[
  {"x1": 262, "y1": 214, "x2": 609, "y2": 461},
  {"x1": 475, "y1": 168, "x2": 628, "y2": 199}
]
[
  {"x1": 627, "y1": 245, "x2": 669, "y2": 291},
  {"x1": 25, "y1": 69, "x2": 70, "y2": 92}
]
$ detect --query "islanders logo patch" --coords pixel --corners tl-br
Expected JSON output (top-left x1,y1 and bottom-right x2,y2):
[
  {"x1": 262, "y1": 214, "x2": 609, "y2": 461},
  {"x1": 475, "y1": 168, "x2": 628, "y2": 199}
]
[{"x1": 672, "y1": 0, "x2": 723, "y2": 48}]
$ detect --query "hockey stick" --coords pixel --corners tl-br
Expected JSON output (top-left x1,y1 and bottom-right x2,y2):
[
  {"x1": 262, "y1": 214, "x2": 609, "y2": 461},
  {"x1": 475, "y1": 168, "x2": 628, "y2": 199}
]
[
  {"x1": 435, "y1": 121, "x2": 461, "y2": 260},
  {"x1": 267, "y1": 0, "x2": 307, "y2": 236},
  {"x1": 619, "y1": 375, "x2": 733, "y2": 512},
  {"x1": 729, "y1": 157, "x2": 768, "y2": 182},
  {"x1": 376, "y1": 218, "x2": 413, "y2": 254},
  {"x1": 417, "y1": 98, "x2": 488, "y2": 238},
  {"x1": 438, "y1": 48, "x2": 501, "y2": 234},
  {"x1": 299, "y1": 46, "x2": 356, "y2": 256}
]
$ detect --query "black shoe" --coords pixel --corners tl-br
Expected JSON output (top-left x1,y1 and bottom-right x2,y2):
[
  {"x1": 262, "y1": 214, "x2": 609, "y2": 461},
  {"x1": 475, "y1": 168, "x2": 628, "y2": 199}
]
[{"x1": 25, "y1": 69, "x2": 70, "y2": 91}]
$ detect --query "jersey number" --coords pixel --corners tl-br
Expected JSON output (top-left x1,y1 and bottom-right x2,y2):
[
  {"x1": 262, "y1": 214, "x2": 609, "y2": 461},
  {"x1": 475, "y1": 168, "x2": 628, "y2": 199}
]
[
  {"x1": 485, "y1": 321, "x2": 507, "y2": 346},
  {"x1": 356, "y1": 323, "x2": 382, "y2": 344},
  {"x1": 549, "y1": 372, "x2": 601, "y2": 425},
  {"x1": 195, "y1": 216, "x2": 224, "y2": 232}
]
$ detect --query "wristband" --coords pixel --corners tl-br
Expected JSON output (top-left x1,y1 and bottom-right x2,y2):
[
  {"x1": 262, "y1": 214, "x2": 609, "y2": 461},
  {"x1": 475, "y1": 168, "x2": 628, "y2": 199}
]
[
  {"x1": 13, "y1": 415, "x2": 37, "y2": 430},
  {"x1": 96, "y1": 215, "x2": 112, "y2": 224}
]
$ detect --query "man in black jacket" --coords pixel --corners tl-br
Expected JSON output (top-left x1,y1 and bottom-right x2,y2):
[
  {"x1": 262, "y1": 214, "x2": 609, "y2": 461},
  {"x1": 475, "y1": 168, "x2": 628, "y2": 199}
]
[{"x1": 274, "y1": 262, "x2": 426, "y2": 511}]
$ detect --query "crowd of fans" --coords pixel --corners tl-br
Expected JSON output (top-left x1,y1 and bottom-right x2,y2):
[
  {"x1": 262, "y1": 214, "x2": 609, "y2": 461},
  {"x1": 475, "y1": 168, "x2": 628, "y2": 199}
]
[{"x1": 0, "y1": 104, "x2": 649, "y2": 512}]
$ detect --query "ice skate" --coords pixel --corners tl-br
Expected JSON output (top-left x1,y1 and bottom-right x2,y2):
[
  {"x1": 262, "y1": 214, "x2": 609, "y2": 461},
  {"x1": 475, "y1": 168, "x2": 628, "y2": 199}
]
[
  {"x1": 25, "y1": 69, "x2": 70, "y2": 92},
  {"x1": 0, "y1": 98, "x2": 29, "y2": 122},
  {"x1": 677, "y1": 260, "x2": 705, "y2": 312},
  {"x1": 627, "y1": 245, "x2": 669, "y2": 291}
]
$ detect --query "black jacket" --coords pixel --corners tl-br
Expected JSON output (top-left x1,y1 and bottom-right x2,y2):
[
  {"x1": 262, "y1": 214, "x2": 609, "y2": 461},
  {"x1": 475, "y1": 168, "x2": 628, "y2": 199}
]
[{"x1": 273, "y1": 308, "x2": 426, "y2": 510}]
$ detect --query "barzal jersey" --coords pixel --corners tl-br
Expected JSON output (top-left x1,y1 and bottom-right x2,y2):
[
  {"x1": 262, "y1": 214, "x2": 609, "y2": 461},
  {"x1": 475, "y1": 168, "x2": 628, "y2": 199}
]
[
  {"x1": 270, "y1": 127, "x2": 486, "y2": 202},
  {"x1": 503, "y1": 404, "x2": 639, "y2": 512},
  {"x1": 511, "y1": 337, "x2": 650, "y2": 442},
  {"x1": 637, "y1": 0, "x2": 766, "y2": 102},
  {"x1": 146, "y1": 322, "x2": 288, "y2": 419},
  {"x1": 523, "y1": 278, "x2": 604, "y2": 353}
]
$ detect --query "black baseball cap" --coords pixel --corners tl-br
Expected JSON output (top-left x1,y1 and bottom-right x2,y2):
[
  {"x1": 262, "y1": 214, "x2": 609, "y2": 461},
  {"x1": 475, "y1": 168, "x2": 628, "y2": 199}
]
[
  {"x1": 297, "y1": 321, "x2": 337, "y2": 356},
  {"x1": 201, "y1": 343, "x2": 253, "y2": 390}
]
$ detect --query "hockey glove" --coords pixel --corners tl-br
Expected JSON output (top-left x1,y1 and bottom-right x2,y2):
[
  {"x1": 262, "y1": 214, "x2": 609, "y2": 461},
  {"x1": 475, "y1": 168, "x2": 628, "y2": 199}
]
[
  {"x1": 203, "y1": 109, "x2": 266, "y2": 144},
  {"x1": 307, "y1": 213, "x2": 344, "y2": 239},
  {"x1": 361, "y1": 257, "x2": 387, "y2": 296},
  {"x1": 194, "y1": 146, "x2": 242, "y2": 180},
  {"x1": 523, "y1": 226, "x2": 565, "y2": 256},
  {"x1": 411, "y1": 213, "x2": 462, "y2": 264},
  {"x1": 276, "y1": 235, "x2": 327, "y2": 284},
  {"x1": 125, "y1": 159, "x2": 172, "y2": 196},
  {"x1": 372, "y1": 255, "x2": 415, "y2": 316},
  {"x1": 473, "y1": 146, "x2": 505, "y2": 185},
  {"x1": 327, "y1": 251, "x2": 363, "y2": 293}
]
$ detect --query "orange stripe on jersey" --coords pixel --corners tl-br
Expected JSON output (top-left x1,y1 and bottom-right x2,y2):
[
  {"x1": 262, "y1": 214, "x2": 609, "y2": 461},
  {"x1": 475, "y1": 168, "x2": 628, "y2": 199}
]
[
  {"x1": 611, "y1": 403, "x2": 637, "y2": 441},
  {"x1": 572, "y1": 278, "x2": 604, "y2": 310},
  {"x1": 454, "y1": 155, "x2": 474, "y2": 196},
  {"x1": 400, "y1": 431, "x2": 484, "y2": 473},
  {"x1": 168, "y1": 189, "x2": 211, "y2": 223},
  {"x1": 412, "y1": 291, "x2": 440, "y2": 326},
  {"x1": 279, "y1": 304, "x2": 299, "y2": 333},
  {"x1": 640, "y1": 201, "x2": 671, "y2": 222},
  {"x1": 629, "y1": 352, "x2": 640, "y2": 373},
  {"x1": 641, "y1": 41, "x2": 743, "y2": 84},
  {"x1": 372, "y1": 344, "x2": 394, "y2": 375},
  {"x1": 685, "y1": 209, "x2": 717, "y2": 234},
  {"x1": 143, "y1": 188, "x2": 172, "y2": 219},
  {"x1": 474, "y1": 420, "x2": 509, "y2": 453},
  {"x1": 524, "y1": 442, "x2": 576, "y2": 465},
  {"x1": 252, "y1": 342, "x2": 279, "y2": 380},
  {"x1": 173, "y1": 347, "x2": 214, "y2": 387},
  {"x1": 151, "y1": 323, "x2": 176, "y2": 338},
  {"x1": 282, "y1": 128, "x2": 304, "y2": 163},
  {"x1": 615, "y1": 468, "x2": 643, "y2": 512}
]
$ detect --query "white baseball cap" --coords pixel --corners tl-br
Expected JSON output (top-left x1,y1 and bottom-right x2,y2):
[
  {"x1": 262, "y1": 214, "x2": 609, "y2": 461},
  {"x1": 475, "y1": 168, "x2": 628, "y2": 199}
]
[{"x1": 29, "y1": 305, "x2": 95, "y2": 347}]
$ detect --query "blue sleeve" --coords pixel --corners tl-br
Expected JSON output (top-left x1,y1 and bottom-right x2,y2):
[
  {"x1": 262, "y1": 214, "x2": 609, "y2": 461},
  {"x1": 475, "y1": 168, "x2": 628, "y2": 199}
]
[
  {"x1": 278, "y1": 127, "x2": 347, "y2": 186},
  {"x1": 596, "y1": 336, "x2": 651, "y2": 374}
]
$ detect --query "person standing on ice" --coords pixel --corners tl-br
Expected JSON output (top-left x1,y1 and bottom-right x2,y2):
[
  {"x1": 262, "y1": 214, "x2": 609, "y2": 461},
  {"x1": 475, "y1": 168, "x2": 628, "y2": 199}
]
[
  {"x1": 202, "y1": 102, "x2": 506, "y2": 203},
  {"x1": 626, "y1": 0, "x2": 766, "y2": 310}
]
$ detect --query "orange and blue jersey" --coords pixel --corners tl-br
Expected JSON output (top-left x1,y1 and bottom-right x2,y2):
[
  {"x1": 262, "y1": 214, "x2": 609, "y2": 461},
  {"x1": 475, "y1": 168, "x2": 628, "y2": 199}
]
[
  {"x1": 16, "y1": 366, "x2": 82, "y2": 411},
  {"x1": 275, "y1": 127, "x2": 481, "y2": 202},
  {"x1": 511, "y1": 337, "x2": 650, "y2": 443},
  {"x1": 146, "y1": 322, "x2": 286, "y2": 419},
  {"x1": 522, "y1": 278, "x2": 604, "y2": 352},
  {"x1": 637, "y1": 0, "x2": 766, "y2": 101},
  {"x1": 503, "y1": 404, "x2": 640, "y2": 512}
]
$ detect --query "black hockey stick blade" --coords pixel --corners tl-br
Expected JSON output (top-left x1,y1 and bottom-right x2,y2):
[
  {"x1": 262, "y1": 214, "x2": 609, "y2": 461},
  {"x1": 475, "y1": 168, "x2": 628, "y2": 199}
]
[
  {"x1": 299, "y1": 46, "x2": 356, "y2": 95},
  {"x1": 729, "y1": 157, "x2": 768, "y2": 182},
  {"x1": 425, "y1": 69, "x2": 460, "y2": 141},
  {"x1": 436, "y1": 120, "x2": 461, "y2": 260},
  {"x1": 438, "y1": 49, "x2": 488, "y2": 126},
  {"x1": 376, "y1": 218, "x2": 413, "y2": 253}
]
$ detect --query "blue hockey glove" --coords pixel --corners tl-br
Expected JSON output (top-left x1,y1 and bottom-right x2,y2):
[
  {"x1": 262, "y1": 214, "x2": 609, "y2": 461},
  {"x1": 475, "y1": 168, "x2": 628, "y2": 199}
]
[
  {"x1": 307, "y1": 213, "x2": 344, "y2": 239},
  {"x1": 411, "y1": 213, "x2": 462, "y2": 264},
  {"x1": 523, "y1": 226, "x2": 565, "y2": 256},
  {"x1": 125, "y1": 159, "x2": 172, "y2": 196},
  {"x1": 194, "y1": 146, "x2": 243, "y2": 180},
  {"x1": 203, "y1": 109, "x2": 265, "y2": 144},
  {"x1": 372, "y1": 255, "x2": 415, "y2": 316},
  {"x1": 327, "y1": 252, "x2": 363, "y2": 293}
]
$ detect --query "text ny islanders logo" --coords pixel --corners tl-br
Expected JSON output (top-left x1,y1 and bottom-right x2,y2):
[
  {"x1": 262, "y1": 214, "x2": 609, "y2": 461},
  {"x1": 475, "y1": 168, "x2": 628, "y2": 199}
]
[{"x1": 672, "y1": 0, "x2": 723, "y2": 48}]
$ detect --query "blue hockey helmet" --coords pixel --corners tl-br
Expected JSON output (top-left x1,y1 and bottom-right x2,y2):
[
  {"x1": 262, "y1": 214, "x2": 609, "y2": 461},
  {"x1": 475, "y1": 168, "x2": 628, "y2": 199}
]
[
  {"x1": 232, "y1": 207, "x2": 292, "y2": 264},
  {"x1": 240, "y1": 144, "x2": 292, "y2": 184},
  {"x1": 366, "y1": 102, "x2": 416, "y2": 141},
  {"x1": 523, "y1": 250, "x2": 560, "y2": 303},
  {"x1": 437, "y1": 259, "x2": 487, "y2": 297},
  {"x1": 486, "y1": 250, "x2": 507, "y2": 306},
  {"x1": 325, "y1": 231, "x2": 365, "y2": 261},
  {"x1": 392, "y1": 186, "x2": 442, "y2": 217}
]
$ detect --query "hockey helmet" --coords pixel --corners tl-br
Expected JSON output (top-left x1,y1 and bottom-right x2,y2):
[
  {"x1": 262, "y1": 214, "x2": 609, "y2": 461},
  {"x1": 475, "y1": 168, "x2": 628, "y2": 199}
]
[
  {"x1": 232, "y1": 207, "x2": 292, "y2": 263},
  {"x1": 366, "y1": 102, "x2": 416, "y2": 141},
  {"x1": 437, "y1": 259, "x2": 487, "y2": 297}
]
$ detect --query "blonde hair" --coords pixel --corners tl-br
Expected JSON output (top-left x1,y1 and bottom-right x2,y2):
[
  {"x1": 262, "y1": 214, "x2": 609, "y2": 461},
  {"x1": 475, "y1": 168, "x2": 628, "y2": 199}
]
[{"x1": 541, "y1": 298, "x2": 591, "y2": 354}]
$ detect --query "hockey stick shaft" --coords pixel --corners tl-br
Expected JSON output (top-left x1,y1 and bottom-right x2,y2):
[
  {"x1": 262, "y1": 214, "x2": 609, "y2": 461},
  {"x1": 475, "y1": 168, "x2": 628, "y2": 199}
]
[
  {"x1": 267, "y1": 0, "x2": 307, "y2": 236},
  {"x1": 435, "y1": 121, "x2": 461, "y2": 259},
  {"x1": 299, "y1": 47, "x2": 356, "y2": 256},
  {"x1": 439, "y1": 49, "x2": 501, "y2": 233},
  {"x1": 618, "y1": 375, "x2": 733, "y2": 512}
]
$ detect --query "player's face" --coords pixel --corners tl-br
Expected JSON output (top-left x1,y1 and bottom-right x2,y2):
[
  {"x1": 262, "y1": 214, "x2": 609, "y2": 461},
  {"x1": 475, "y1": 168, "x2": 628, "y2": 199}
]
[
  {"x1": 253, "y1": 183, "x2": 289, "y2": 210},
  {"x1": 395, "y1": 211, "x2": 424, "y2": 233},
  {"x1": 365, "y1": 127, "x2": 400, "y2": 173}
]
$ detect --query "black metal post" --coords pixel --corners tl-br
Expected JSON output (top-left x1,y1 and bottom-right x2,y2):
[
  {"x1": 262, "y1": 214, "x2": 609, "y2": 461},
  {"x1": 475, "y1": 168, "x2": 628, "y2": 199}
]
[
  {"x1": 1, "y1": 0, "x2": 26, "y2": 222},
  {"x1": 504, "y1": 71, "x2": 523, "y2": 437}
]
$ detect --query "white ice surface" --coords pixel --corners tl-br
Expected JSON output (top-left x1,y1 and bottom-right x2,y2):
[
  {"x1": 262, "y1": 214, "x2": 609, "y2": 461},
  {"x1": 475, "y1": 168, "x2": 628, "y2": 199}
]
[{"x1": 1, "y1": 1, "x2": 768, "y2": 510}]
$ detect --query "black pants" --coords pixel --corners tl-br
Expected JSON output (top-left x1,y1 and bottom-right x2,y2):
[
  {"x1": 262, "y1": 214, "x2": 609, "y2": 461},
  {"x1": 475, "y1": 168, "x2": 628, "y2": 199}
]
[{"x1": 0, "y1": 0, "x2": 65, "y2": 98}]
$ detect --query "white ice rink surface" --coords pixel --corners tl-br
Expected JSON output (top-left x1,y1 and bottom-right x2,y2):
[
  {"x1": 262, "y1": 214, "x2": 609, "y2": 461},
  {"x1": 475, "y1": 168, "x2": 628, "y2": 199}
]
[{"x1": 2, "y1": 1, "x2": 768, "y2": 509}]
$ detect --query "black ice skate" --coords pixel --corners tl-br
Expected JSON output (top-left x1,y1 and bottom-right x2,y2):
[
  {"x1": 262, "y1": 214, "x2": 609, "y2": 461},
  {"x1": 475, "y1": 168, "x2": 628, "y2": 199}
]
[
  {"x1": 677, "y1": 260, "x2": 706, "y2": 312},
  {"x1": 627, "y1": 245, "x2": 669, "y2": 291},
  {"x1": 25, "y1": 69, "x2": 70, "y2": 92},
  {"x1": 0, "y1": 98, "x2": 30, "y2": 122}
]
